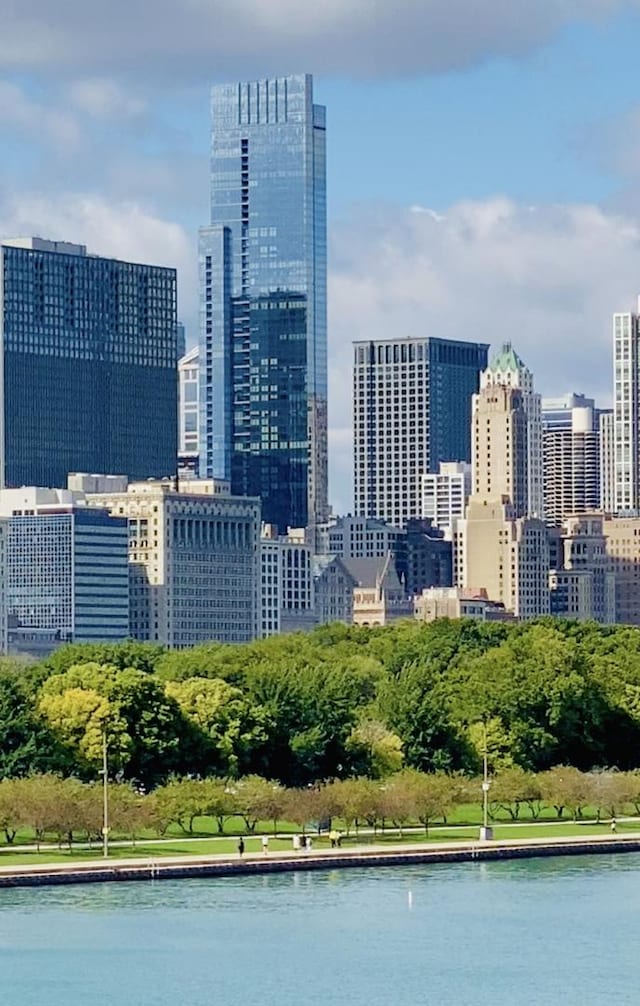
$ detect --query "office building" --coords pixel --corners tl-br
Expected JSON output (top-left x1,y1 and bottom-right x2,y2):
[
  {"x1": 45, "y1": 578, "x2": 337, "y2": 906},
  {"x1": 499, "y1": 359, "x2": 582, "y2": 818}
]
[
  {"x1": 599, "y1": 409, "x2": 615, "y2": 513},
  {"x1": 343, "y1": 555, "x2": 413, "y2": 627},
  {"x1": 85, "y1": 478, "x2": 260, "y2": 647},
  {"x1": 394, "y1": 519, "x2": 453, "y2": 595},
  {"x1": 481, "y1": 343, "x2": 543, "y2": 517},
  {"x1": 542, "y1": 393, "x2": 595, "y2": 431},
  {"x1": 260, "y1": 525, "x2": 355, "y2": 636},
  {"x1": 199, "y1": 74, "x2": 328, "y2": 533},
  {"x1": 178, "y1": 347, "x2": 200, "y2": 477},
  {"x1": 317, "y1": 515, "x2": 401, "y2": 560},
  {"x1": 542, "y1": 403, "x2": 600, "y2": 525},
  {"x1": 614, "y1": 304, "x2": 640, "y2": 512},
  {"x1": 0, "y1": 237, "x2": 177, "y2": 489},
  {"x1": 421, "y1": 462, "x2": 471, "y2": 532},
  {"x1": 603, "y1": 515, "x2": 640, "y2": 624},
  {"x1": 0, "y1": 487, "x2": 128, "y2": 654},
  {"x1": 548, "y1": 513, "x2": 615, "y2": 623},
  {"x1": 353, "y1": 336, "x2": 488, "y2": 527},
  {"x1": 472, "y1": 382, "x2": 528, "y2": 517}
]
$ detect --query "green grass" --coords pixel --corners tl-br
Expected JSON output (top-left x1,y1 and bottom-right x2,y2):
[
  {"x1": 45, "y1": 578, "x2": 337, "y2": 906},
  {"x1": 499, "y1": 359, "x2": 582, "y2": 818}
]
[{"x1": 1, "y1": 818, "x2": 637, "y2": 869}]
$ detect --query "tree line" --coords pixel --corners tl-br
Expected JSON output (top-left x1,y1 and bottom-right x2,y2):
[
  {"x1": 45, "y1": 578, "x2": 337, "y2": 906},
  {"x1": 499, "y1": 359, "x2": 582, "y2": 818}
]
[
  {"x1": 2, "y1": 767, "x2": 638, "y2": 849},
  {"x1": 3, "y1": 618, "x2": 640, "y2": 788}
]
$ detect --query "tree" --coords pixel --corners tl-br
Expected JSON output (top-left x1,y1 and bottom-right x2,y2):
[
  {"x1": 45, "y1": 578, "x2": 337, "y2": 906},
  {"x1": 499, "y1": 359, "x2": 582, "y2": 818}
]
[
  {"x1": 378, "y1": 773, "x2": 416, "y2": 837},
  {"x1": 405, "y1": 770, "x2": 459, "y2": 835},
  {"x1": 538, "y1": 766, "x2": 590, "y2": 820},
  {"x1": 0, "y1": 778, "x2": 21, "y2": 842},
  {"x1": 165, "y1": 677, "x2": 271, "y2": 778},
  {"x1": 346, "y1": 720, "x2": 403, "y2": 778},
  {"x1": 233, "y1": 775, "x2": 284, "y2": 832},
  {"x1": 489, "y1": 767, "x2": 542, "y2": 821}
]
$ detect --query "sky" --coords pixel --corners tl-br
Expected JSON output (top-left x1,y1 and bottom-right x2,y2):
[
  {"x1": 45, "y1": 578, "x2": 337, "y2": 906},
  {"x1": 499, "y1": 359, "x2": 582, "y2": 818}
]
[{"x1": 2, "y1": 0, "x2": 640, "y2": 513}]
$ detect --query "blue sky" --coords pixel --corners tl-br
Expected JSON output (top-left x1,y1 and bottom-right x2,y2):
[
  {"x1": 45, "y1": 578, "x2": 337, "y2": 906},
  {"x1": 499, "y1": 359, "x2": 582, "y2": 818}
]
[{"x1": 2, "y1": 1, "x2": 640, "y2": 510}]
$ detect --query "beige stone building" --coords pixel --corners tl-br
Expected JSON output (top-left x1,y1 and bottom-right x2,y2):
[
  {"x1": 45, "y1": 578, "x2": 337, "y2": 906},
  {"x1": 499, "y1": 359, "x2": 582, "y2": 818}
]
[
  {"x1": 603, "y1": 516, "x2": 640, "y2": 624},
  {"x1": 82, "y1": 477, "x2": 261, "y2": 647},
  {"x1": 414, "y1": 586, "x2": 512, "y2": 623},
  {"x1": 549, "y1": 513, "x2": 616, "y2": 623},
  {"x1": 342, "y1": 555, "x2": 413, "y2": 627}
]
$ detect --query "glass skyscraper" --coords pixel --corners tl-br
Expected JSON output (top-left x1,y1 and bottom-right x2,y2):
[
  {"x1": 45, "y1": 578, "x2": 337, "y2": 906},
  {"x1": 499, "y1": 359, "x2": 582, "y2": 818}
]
[
  {"x1": 0, "y1": 237, "x2": 178, "y2": 488},
  {"x1": 199, "y1": 74, "x2": 328, "y2": 532}
]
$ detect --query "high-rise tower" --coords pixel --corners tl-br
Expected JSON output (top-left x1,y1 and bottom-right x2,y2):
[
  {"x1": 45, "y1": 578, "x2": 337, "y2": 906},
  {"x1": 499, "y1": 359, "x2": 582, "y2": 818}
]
[
  {"x1": 481, "y1": 343, "x2": 543, "y2": 517},
  {"x1": 199, "y1": 75, "x2": 327, "y2": 533}
]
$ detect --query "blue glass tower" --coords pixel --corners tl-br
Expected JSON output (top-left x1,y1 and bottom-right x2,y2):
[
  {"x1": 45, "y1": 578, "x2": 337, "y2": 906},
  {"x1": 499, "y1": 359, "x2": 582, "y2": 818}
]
[
  {"x1": 0, "y1": 237, "x2": 177, "y2": 489},
  {"x1": 199, "y1": 74, "x2": 328, "y2": 532}
]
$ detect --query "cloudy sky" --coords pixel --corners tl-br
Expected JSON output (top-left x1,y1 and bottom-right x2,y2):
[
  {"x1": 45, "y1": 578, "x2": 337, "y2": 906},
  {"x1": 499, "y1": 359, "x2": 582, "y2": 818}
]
[{"x1": 3, "y1": 1, "x2": 640, "y2": 511}]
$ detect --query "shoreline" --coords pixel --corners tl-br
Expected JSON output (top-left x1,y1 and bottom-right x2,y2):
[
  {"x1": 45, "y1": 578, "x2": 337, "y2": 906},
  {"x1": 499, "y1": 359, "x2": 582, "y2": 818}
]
[{"x1": 2, "y1": 832, "x2": 640, "y2": 889}]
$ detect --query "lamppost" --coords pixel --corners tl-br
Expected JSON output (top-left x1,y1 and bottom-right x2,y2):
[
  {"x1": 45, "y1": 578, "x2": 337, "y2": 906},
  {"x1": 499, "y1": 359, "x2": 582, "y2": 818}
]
[
  {"x1": 479, "y1": 719, "x2": 493, "y2": 842},
  {"x1": 100, "y1": 728, "x2": 110, "y2": 858}
]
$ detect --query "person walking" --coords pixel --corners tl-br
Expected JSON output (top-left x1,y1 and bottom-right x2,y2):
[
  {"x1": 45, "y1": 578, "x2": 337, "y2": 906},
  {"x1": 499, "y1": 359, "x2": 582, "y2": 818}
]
[
  {"x1": 261, "y1": 835, "x2": 269, "y2": 855},
  {"x1": 238, "y1": 836, "x2": 245, "y2": 857},
  {"x1": 611, "y1": 818, "x2": 617, "y2": 834}
]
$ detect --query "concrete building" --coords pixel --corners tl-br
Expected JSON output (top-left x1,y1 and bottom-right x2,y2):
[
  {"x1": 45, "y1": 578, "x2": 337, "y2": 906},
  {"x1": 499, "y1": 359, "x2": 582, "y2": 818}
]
[
  {"x1": 472, "y1": 382, "x2": 528, "y2": 517},
  {"x1": 316, "y1": 515, "x2": 401, "y2": 560},
  {"x1": 178, "y1": 346, "x2": 199, "y2": 478},
  {"x1": 481, "y1": 343, "x2": 543, "y2": 517},
  {"x1": 0, "y1": 237, "x2": 178, "y2": 489},
  {"x1": 421, "y1": 462, "x2": 471, "y2": 532},
  {"x1": 0, "y1": 487, "x2": 128, "y2": 655},
  {"x1": 603, "y1": 515, "x2": 640, "y2": 624},
  {"x1": 542, "y1": 404, "x2": 600, "y2": 526},
  {"x1": 260, "y1": 526, "x2": 355, "y2": 636},
  {"x1": 458, "y1": 498, "x2": 550, "y2": 620},
  {"x1": 614, "y1": 304, "x2": 640, "y2": 512},
  {"x1": 542, "y1": 393, "x2": 595, "y2": 430},
  {"x1": 414, "y1": 586, "x2": 512, "y2": 623},
  {"x1": 394, "y1": 519, "x2": 453, "y2": 595},
  {"x1": 84, "y1": 478, "x2": 260, "y2": 647},
  {"x1": 200, "y1": 75, "x2": 328, "y2": 532},
  {"x1": 599, "y1": 409, "x2": 615, "y2": 513},
  {"x1": 549, "y1": 513, "x2": 615, "y2": 624},
  {"x1": 353, "y1": 336, "x2": 488, "y2": 528},
  {"x1": 343, "y1": 555, "x2": 413, "y2": 627}
]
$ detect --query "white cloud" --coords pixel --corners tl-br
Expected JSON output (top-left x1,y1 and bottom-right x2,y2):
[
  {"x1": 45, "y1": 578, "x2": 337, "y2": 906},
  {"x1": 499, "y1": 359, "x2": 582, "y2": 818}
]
[
  {"x1": 0, "y1": 190, "x2": 197, "y2": 320},
  {"x1": 67, "y1": 79, "x2": 147, "y2": 119},
  {"x1": 327, "y1": 198, "x2": 640, "y2": 511},
  {"x1": 0, "y1": 80, "x2": 80, "y2": 151},
  {"x1": 0, "y1": 0, "x2": 636, "y2": 78}
]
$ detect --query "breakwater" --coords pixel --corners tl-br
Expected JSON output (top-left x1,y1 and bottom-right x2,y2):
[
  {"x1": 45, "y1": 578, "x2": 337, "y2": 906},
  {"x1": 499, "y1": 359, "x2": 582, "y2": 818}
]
[{"x1": 2, "y1": 832, "x2": 640, "y2": 889}]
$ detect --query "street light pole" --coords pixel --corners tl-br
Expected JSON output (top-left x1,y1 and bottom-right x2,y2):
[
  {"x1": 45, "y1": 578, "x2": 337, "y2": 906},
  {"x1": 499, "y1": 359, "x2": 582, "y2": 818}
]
[
  {"x1": 102, "y1": 728, "x2": 109, "y2": 859},
  {"x1": 480, "y1": 719, "x2": 492, "y2": 842}
]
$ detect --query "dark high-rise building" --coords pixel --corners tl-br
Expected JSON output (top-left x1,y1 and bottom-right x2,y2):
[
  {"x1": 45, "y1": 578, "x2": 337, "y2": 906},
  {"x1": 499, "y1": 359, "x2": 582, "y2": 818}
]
[
  {"x1": 0, "y1": 238, "x2": 177, "y2": 488},
  {"x1": 199, "y1": 74, "x2": 328, "y2": 533},
  {"x1": 353, "y1": 336, "x2": 489, "y2": 527}
]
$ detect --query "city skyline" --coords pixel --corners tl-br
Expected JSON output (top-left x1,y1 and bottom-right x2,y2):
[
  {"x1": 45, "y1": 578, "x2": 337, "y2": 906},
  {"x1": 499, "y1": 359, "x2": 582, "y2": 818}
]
[{"x1": 5, "y1": 7, "x2": 640, "y2": 511}]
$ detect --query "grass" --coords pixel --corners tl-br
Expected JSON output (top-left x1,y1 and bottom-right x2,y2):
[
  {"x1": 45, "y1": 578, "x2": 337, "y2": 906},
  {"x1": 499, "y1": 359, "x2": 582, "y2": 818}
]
[{"x1": 0, "y1": 817, "x2": 637, "y2": 869}]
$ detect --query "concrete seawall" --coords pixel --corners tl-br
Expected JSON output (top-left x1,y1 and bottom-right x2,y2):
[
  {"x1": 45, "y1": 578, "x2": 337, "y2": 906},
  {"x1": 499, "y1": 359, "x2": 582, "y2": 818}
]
[{"x1": 2, "y1": 833, "x2": 640, "y2": 889}]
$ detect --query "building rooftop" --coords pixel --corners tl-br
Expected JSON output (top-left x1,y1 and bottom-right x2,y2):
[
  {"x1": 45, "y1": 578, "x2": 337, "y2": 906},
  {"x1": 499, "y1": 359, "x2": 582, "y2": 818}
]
[{"x1": 487, "y1": 342, "x2": 528, "y2": 375}]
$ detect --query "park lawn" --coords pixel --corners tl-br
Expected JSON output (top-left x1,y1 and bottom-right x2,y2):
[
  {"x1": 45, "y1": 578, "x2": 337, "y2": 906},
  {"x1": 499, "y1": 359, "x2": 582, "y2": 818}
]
[{"x1": 2, "y1": 819, "x2": 639, "y2": 868}]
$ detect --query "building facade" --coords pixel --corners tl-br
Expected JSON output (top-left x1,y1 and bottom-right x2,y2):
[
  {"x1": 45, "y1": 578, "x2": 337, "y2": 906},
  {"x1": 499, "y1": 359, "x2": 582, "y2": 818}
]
[
  {"x1": 199, "y1": 74, "x2": 328, "y2": 533},
  {"x1": 178, "y1": 346, "x2": 200, "y2": 477},
  {"x1": 481, "y1": 343, "x2": 543, "y2": 517},
  {"x1": 603, "y1": 515, "x2": 640, "y2": 624},
  {"x1": 0, "y1": 237, "x2": 177, "y2": 489},
  {"x1": 472, "y1": 383, "x2": 528, "y2": 517},
  {"x1": 86, "y1": 479, "x2": 260, "y2": 647},
  {"x1": 343, "y1": 555, "x2": 413, "y2": 627},
  {"x1": 542, "y1": 403, "x2": 600, "y2": 526},
  {"x1": 548, "y1": 513, "x2": 615, "y2": 624},
  {"x1": 599, "y1": 409, "x2": 615, "y2": 513},
  {"x1": 614, "y1": 305, "x2": 640, "y2": 512},
  {"x1": 353, "y1": 336, "x2": 488, "y2": 527},
  {"x1": 0, "y1": 487, "x2": 128, "y2": 654},
  {"x1": 421, "y1": 462, "x2": 471, "y2": 532}
]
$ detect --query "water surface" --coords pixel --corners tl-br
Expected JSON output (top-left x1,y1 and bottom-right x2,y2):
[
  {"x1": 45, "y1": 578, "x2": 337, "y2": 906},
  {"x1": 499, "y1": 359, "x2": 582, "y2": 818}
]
[{"x1": 1, "y1": 855, "x2": 638, "y2": 1004}]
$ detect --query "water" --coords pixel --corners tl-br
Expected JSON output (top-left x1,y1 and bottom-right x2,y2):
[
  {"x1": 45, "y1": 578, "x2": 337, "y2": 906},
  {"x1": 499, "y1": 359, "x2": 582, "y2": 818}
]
[{"x1": 1, "y1": 855, "x2": 639, "y2": 1004}]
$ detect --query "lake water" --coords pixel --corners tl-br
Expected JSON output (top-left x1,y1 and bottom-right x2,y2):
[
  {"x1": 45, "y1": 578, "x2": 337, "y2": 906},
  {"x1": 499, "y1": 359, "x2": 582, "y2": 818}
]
[{"x1": 1, "y1": 855, "x2": 638, "y2": 1005}]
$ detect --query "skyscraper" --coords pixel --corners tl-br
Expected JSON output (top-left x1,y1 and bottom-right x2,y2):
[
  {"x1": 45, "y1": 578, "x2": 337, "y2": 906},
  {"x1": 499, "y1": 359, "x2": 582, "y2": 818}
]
[
  {"x1": 199, "y1": 74, "x2": 327, "y2": 533},
  {"x1": 0, "y1": 237, "x2": 178, "y2": 488},
  {"x1": 353, "y1": 336, "x2": 488, "y2": 527},
  {"x1": 613, "y1": 304, "x2": 640, "y2": 512},
  {"x1": 481, "y1": 343, "x2": 543, "y2": 517},
  {"x1": 541, "y1": 398, "x2": 600, "y2": 525}
]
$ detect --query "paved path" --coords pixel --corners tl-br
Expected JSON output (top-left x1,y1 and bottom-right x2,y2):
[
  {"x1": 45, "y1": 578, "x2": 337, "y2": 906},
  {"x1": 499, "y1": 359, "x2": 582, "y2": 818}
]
[{"x1": 2, "y1": 830, "x2": 640, "y2": 888}]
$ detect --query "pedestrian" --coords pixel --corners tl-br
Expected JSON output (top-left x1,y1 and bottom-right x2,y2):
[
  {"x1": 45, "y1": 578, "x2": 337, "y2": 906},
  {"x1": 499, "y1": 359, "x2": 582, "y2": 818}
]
[
  {"x1": 307, "y1": 836, "x2": 313, "y2": 852},
  {"x1": 238, "y1": 836, "x2": 245, "y2": 857},
  {"x1": 329, "y1": 829, "x2": 337, "y2": 849},
  {"x1": 261, "y1": 835, "x2": 269, "y2": 855},
  {"x1": 336, "y1": 831, "x2": 342, "y2": 848},
  {"x1": 611, "y1": 817, "x2": 617, "y2": 834},
  {"x1": 292, "y1": 833, "x2": 301, "y2": 852},
  {"x1": 300, "y1": 834, "x2": 307, "y2": 851}
]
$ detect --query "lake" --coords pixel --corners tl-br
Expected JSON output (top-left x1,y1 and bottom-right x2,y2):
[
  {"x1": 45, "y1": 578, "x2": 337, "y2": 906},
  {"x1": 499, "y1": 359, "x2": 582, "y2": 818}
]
[{"x1": 1, "y1": 854, "x2": 638, "y2": 1004}]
